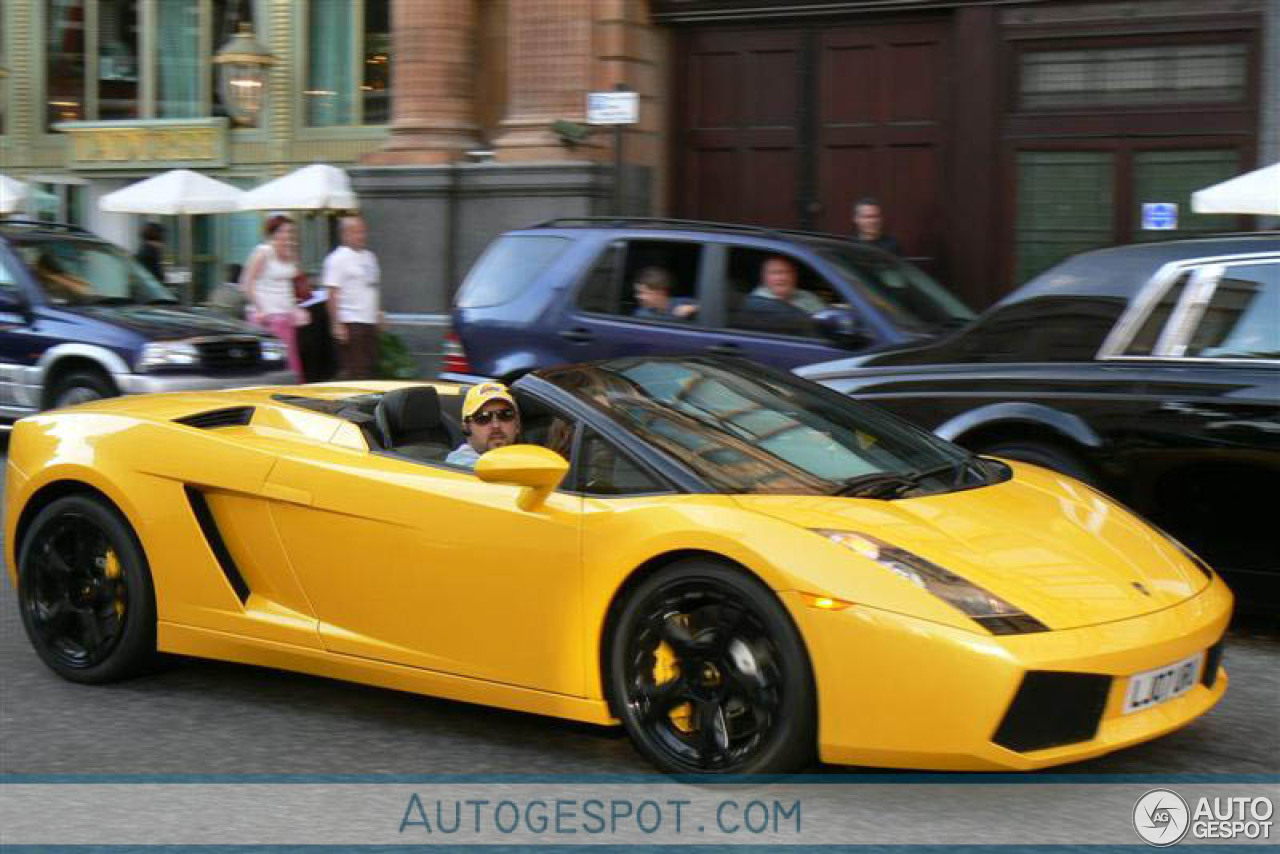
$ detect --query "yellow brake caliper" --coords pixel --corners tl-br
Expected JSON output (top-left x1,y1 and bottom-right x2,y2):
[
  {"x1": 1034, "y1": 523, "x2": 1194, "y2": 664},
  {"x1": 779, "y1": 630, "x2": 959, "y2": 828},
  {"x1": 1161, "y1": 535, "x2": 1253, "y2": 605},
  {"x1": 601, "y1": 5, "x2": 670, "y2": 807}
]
[
  {"x1": 654, "y1": 622, "x2": 693, "y2": 733},
  {"x1": 103, "y1": 550, "x2": 125, "y2": 617}
]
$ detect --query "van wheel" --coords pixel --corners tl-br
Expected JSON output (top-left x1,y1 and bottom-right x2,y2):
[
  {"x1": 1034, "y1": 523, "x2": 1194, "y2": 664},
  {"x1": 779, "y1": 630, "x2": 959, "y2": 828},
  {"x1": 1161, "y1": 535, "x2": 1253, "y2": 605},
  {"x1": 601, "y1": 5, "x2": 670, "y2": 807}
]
[{"x1": 50, "y1": 370, "x2": 116, "y2": 410}]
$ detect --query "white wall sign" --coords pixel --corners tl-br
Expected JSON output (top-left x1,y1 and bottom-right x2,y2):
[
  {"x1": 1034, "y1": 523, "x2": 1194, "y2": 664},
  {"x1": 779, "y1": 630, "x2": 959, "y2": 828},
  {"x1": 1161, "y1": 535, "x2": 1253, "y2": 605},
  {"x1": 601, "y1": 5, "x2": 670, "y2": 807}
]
[{"x1": 587, "y1": 92, "x2": 639, "y2": 125}]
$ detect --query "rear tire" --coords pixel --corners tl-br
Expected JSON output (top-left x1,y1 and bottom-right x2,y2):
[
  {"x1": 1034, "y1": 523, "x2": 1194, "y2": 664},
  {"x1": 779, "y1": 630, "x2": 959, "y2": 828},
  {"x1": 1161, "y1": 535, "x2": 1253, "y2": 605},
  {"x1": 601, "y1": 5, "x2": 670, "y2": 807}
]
[
  {"x1": 606, "y1": 560, "x2": 816, "y2": 775},
  {"x1": 17, "y1": 495, "x2": 157, "y2": 684},
  {"x1": 49, "y1": 370, "x2": 116, "y2": 410}
]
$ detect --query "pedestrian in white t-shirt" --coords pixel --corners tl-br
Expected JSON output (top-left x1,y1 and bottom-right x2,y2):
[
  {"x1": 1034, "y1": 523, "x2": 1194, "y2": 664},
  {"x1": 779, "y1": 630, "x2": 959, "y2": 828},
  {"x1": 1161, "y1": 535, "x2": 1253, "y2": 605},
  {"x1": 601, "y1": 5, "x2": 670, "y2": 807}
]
[{"x1": 322, "y1": 216, "x2": 383, "y2": 380}]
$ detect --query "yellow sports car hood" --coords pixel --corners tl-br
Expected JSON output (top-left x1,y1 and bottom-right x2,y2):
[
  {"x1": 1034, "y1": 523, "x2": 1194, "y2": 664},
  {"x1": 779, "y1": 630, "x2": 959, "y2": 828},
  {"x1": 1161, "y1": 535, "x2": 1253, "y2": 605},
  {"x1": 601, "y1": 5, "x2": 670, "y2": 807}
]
[{"x1": 732, "y1": 462, "x2": 1210, "y2": 630}]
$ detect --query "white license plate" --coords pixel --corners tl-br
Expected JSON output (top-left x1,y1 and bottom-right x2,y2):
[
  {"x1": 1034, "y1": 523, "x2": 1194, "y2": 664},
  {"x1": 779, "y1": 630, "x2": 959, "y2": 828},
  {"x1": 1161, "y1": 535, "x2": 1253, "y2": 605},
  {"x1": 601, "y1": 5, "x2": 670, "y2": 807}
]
[{"x1": 1123, "y1": 652, "x2": 1204, "y2": 715}]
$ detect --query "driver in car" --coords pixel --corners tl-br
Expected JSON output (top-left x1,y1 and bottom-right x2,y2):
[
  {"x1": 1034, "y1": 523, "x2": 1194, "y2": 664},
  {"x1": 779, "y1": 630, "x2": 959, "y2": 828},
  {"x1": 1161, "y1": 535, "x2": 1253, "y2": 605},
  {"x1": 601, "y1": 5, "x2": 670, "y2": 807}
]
[{"x1": 446, "y1": 381, "x2": 522, "y2": 470}]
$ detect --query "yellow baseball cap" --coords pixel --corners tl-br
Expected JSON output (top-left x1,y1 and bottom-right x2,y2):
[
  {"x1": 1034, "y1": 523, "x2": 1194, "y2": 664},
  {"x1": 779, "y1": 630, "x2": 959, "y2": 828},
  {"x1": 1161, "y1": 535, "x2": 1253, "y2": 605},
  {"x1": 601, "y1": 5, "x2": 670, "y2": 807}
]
[{"x1": 462, "y1": 381, "x2": 517, "y2": 419}]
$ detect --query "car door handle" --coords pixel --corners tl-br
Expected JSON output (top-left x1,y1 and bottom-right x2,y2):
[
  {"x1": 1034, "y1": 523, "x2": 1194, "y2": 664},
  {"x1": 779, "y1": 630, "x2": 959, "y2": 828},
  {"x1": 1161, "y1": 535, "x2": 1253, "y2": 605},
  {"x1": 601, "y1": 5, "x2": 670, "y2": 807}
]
[
  {"x1": 262, "y1": 481, "x2": 312, "y2": 506},
  {"x1": 560, "y1": 328, "x2": 594, "y2": 344},
  {"x1": 706, "y1": 342, "x2": 741, "y2": 355}
]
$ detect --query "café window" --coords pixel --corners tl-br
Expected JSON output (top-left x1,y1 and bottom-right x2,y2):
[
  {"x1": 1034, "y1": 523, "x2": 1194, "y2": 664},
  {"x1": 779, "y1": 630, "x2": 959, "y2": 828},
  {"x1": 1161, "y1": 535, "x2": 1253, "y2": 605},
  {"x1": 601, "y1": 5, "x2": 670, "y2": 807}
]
[
  {"x1": 45, "y1": 0, "x2": 259, "y2": 129},
  {"x1": 305, "y1": 0, "x2": 390, "y2": 127},
  {"x1": 1019, "y1": 42, "x2": 1248, "y2": 110}
]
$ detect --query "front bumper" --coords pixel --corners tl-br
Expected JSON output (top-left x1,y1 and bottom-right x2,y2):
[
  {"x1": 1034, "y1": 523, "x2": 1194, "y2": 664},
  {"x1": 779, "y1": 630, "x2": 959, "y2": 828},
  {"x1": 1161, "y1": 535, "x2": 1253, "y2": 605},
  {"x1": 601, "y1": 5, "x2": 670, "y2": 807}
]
[
  {"x1": 785, "y1": 574, "x2": 1233, "y2": 771},
  {"x1": 115, "y1": 368, "x2": 297, "y2": 395}
]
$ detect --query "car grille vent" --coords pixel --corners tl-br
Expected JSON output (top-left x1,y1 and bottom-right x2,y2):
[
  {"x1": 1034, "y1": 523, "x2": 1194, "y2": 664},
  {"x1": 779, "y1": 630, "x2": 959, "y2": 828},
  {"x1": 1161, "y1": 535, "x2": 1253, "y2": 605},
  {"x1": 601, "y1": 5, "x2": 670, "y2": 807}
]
[
  {"x1": 976, "y1": 614, "x2": 1049, "y2": 635},
  {"x1": 992, "y1": 671, "x2": 1111, "y2": 753},
  {"x1": 175, "y1": 407, "x2": 255, "y2": 430},
  {"x1": 1202, "y1": 638, "x2": 1226, "y2": 689},
  {"x1": 196, "y1": 337, "x2": 263, "y2": 371}
]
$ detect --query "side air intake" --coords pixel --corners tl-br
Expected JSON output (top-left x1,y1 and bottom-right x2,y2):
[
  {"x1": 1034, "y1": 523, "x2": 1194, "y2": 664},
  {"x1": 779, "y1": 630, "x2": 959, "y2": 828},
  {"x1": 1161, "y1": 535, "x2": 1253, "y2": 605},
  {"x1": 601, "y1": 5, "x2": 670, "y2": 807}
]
[
  {"x1": 175, "y1": 407, "x2": 254, "y2": 430},
  {"x1": 184, "y1": 486, "x2": 250, "y2": 604}
]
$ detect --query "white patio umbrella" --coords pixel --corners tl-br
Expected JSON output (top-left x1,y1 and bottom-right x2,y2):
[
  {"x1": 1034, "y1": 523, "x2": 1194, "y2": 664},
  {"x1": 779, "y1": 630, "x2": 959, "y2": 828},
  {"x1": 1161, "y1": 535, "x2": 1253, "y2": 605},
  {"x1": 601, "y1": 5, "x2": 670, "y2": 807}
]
[
  {"x1": 239, "y1": 164, "x2": 358, "y2": 211},
  {"x1": 1191, "y1": 162, "x2": 1280, "y2": 217},
  {"x1": 240, "y1": 164, "x2": 359, "y2": 276},
  {"x1": 0, "y1": 174, "x2": 29, "y2": 215},
  {"x1": 99, "y1": 169, "x2": 245, "y2": 303}
]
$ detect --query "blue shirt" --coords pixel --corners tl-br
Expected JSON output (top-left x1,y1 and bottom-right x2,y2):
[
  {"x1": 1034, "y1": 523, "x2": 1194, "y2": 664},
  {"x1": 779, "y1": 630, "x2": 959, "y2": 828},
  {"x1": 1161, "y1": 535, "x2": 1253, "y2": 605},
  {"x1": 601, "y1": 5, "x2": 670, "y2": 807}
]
[
  {"x1": 445, "y1": 443, "x2": 481, "y2": 469},
  {"x1": 751, "y1": 285, "x2": 826, "y2": 314}
]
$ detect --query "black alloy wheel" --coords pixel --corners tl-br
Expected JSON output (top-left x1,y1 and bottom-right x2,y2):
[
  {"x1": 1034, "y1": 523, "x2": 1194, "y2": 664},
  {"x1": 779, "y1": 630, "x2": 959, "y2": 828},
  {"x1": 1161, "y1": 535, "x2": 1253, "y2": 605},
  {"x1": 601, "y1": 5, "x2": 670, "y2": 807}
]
[
  {"x1": 608, "y1": 560, "x2": 815, "y2": 775},
  {"x1": 17, "y1": 494, "x2": 156, "y2": 684}
]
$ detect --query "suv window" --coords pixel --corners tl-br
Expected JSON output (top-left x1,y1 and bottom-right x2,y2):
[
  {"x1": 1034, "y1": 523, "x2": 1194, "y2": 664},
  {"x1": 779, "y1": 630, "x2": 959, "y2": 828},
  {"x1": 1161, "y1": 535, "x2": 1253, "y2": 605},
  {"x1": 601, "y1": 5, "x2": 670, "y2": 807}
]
[
  {"x1": 456, "y1": 235, "x2": 570, "y2": 308},
  {"x1": 575, "y1": 239, "x2": 703, "y2": 324},
  {"x1": 0, "y1": 254, "x2": 24, "y2": 310},
  {"x1": 1186, "y1": 261, "x2": 1280, "y2": 360},
  {"x1": 14, "y1": 237, "x2": 175, "y2": 306},
  {"x1": 722, "y1": 248, "x2": 833, "y2": 339},
  {"x1": 817, "y1": 245, "x2": 974, "y2": 334}
]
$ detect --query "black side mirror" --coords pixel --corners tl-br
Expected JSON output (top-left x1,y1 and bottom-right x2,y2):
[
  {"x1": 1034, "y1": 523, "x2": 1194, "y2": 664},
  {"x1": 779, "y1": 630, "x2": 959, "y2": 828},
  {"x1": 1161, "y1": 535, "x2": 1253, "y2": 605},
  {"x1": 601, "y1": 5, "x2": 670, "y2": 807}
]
[
  {"x1": 813, "y1": 308, "x2": 870, "y2": 348},
  {"x1": 0, "y1": 288, "x2": 30, "y2": 318}
]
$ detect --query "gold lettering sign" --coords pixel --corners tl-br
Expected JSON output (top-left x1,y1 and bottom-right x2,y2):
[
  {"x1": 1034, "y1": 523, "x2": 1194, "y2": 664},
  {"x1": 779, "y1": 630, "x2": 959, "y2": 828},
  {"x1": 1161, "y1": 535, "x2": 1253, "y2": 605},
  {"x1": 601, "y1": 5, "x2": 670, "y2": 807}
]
[{"x1": 61, "y1": 121, "x2": 228, "y2": 170}]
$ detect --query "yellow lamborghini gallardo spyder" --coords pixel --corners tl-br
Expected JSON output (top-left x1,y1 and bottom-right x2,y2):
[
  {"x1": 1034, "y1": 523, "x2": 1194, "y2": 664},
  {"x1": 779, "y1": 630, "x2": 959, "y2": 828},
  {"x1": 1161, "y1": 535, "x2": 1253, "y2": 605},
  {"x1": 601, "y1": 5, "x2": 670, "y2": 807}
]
[{"x1": 5, "y1": 356, "x2": 1231, "y2": 774}]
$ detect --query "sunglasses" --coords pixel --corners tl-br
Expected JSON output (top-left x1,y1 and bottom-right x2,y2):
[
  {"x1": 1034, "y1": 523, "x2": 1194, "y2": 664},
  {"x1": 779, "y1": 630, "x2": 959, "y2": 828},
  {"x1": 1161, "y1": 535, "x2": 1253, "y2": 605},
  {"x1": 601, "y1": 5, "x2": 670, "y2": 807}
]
[{"x1": 470, "y1": 408, "x2": 517, "y2": 425}]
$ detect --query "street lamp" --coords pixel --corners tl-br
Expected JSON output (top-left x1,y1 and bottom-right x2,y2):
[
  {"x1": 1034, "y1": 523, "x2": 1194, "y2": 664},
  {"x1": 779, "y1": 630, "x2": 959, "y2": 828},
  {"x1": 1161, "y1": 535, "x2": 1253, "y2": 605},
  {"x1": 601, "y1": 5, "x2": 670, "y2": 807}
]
[{"x1": 212, "y1": 22, "x2": 276, "y2": 127}]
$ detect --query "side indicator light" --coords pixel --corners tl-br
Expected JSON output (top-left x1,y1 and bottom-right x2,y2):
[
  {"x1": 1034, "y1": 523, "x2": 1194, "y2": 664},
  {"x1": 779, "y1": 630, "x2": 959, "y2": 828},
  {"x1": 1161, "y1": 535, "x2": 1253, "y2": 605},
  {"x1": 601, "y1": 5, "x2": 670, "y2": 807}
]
[{"x1": 801, "y1": 593, "x2": 854, "y2": 611}]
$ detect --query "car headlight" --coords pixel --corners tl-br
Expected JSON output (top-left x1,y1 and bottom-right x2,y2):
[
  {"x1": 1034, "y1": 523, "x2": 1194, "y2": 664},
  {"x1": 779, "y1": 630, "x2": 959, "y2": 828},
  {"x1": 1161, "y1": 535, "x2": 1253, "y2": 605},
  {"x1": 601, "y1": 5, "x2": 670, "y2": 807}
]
[
  {"x1": 260, "y1": 339, "x2": 287, "y2": 362},
  {"x1": 138, "y1": 341, "x2": 199, "y2": 371},
  {"x1": 813, "y1": 529, "x2": 1048, "y2": 635}
]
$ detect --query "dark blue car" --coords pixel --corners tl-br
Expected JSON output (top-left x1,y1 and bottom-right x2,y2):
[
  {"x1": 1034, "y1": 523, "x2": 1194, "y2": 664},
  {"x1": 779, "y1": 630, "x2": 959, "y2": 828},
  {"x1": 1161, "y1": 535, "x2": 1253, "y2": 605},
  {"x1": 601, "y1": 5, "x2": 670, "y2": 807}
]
[
  {"x1": 443, "y1": 218, "x2": 973, "y2": 382},
  {"x1": 0, "y1": 221, "x2": 293, "y2": 416}
]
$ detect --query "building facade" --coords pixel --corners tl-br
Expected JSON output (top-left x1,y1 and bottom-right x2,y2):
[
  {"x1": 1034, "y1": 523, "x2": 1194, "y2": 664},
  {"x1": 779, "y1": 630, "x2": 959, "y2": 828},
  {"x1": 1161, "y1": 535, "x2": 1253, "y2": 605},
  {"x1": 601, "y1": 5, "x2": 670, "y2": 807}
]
[
  {"x1": 1, "y1": 0, "x2": 1275, "y2": 355},
  {"x1": 1, "y1": 0, "x2": 392, "y2": 296}
]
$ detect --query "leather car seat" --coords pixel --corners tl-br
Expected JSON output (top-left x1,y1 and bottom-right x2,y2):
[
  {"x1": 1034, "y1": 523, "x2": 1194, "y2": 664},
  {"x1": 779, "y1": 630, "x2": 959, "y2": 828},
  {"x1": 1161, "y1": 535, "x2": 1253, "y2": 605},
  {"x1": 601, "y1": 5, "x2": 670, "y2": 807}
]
[{"x1": 374, "y1": 386, "x2": 458, "y2": 461}]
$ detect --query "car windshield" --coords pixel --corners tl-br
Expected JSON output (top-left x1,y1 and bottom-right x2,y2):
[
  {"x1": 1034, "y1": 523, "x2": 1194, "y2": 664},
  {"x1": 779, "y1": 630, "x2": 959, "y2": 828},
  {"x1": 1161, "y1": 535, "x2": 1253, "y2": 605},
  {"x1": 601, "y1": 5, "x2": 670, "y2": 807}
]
[
  {"x1": 15, "y1": 237, "x2": 177, "y2": 306},
  {"x1": 817, "y1": 245, "x2": 975, "y2": 333},
  {"x1": 545, "y1": 357, "x2": 981, "y2": 496}
]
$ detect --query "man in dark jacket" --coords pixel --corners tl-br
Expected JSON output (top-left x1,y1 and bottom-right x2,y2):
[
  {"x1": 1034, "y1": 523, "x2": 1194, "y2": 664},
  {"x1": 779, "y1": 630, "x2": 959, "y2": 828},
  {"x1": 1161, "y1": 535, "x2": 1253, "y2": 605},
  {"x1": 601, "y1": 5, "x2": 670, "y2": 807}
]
[
  {"x1": 135, "y1": 222, "x2": 166, "y2": 282},
  {"x1": 851, "y1": 197, "x2": 902, "y2": 256}
]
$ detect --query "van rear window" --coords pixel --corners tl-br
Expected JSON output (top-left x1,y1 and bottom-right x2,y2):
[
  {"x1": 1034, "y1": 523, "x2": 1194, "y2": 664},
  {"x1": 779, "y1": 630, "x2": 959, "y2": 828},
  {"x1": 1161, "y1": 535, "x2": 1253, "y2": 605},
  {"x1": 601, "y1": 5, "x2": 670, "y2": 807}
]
[{"x1": 456, "y1": 236, "x2": 570, "y2": 308}]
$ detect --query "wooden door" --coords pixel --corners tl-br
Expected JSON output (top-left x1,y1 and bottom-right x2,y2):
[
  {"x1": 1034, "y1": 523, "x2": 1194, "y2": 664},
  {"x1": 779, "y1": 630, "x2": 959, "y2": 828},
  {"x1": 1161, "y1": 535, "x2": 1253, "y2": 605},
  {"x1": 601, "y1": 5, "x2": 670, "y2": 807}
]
[
  {"x1": 815, "y1": 22, "x2": 949, "y2": 275},
  {"x1": 676, "y1": 28, "x2": 804, "y2": 227}
]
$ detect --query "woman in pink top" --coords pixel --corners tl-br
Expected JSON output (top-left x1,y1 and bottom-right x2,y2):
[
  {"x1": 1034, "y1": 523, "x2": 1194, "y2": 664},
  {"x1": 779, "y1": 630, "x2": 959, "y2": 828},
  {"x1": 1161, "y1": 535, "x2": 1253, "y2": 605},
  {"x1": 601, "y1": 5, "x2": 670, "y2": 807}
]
[{"x1": 240, "y1": 215, "x2": 308, "y2": 378}]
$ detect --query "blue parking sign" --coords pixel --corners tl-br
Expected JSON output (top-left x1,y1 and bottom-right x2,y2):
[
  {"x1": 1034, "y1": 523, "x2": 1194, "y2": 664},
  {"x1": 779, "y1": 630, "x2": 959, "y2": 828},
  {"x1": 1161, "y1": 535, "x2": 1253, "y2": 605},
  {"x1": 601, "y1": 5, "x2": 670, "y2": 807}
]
[{"x1": 1142, "y1": 203, "x2": 1178, "y2": 230}]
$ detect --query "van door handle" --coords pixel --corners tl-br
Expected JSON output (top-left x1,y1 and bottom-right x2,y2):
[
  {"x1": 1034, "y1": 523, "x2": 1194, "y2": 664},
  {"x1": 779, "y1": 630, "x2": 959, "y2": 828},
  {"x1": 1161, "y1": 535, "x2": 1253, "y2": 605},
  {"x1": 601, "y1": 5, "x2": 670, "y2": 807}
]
[
  {"x1": 560, "y1": 328, "x2": 594, "y2": 344},
  {"x1": 706, "y1": 342, "x2": 741, "y2": 355}
]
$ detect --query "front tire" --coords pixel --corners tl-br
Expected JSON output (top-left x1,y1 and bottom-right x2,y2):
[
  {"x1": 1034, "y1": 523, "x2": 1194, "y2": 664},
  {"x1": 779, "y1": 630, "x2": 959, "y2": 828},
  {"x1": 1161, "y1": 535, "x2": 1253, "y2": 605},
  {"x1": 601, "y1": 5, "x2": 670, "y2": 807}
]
[
  {"x1": 49, "y1": 370, "x2": 116, "y2": 410},
  {"x1": 17, "y1": 494, "x2": 157, "y2": 684},
  {"x1": 606, "y1": 560, "x2": 816, "y2": 774}
]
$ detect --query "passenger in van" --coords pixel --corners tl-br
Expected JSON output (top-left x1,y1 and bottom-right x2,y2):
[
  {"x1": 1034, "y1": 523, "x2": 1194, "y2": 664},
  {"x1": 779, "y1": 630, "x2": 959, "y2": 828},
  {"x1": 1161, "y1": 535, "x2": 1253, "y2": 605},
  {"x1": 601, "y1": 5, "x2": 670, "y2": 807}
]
[
  {"x1": 632, "y1": 267, "x2": 697, "y2": 321},
  {"x1": 751, "y1": 255, "x2": 825, "y2": 314}
]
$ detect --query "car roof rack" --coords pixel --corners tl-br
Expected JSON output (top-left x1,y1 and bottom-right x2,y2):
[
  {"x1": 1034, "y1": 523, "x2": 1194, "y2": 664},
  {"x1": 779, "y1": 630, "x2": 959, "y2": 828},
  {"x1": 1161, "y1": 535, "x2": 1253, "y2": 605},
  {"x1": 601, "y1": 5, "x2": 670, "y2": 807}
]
[
  {"x1": 531, "y1": 216, "x2": 788, "y2": 239},
  {"x1": 529, "y1": 216, "x2": 863, "y2": 247},
  {"x1": 0, "y1": 218, "x2": 96, "y2": 236}
]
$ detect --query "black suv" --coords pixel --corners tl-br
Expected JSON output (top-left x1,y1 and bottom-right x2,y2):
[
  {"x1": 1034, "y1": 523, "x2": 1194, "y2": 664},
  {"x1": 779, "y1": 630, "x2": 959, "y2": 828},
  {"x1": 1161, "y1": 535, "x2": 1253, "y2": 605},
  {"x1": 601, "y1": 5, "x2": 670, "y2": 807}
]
[{"x1": 0, "y1": 220, "x2": 292, "y2": 415}]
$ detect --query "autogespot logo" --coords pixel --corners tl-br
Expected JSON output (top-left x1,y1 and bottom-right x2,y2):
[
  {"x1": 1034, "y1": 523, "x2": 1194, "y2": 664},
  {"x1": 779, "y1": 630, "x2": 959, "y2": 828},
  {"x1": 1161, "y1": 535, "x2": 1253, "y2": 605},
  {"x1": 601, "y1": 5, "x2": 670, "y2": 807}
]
[{"x1": 1134, "y1": 789, "x2": 1191, "y2": 846}]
